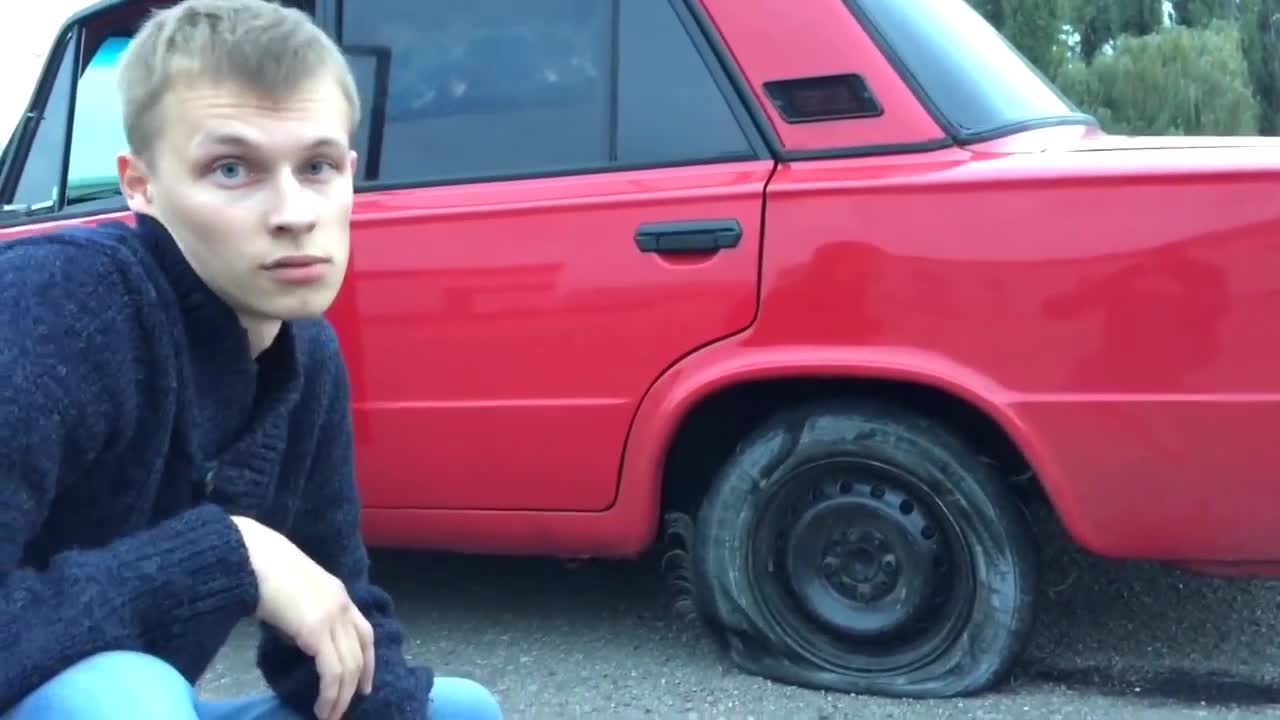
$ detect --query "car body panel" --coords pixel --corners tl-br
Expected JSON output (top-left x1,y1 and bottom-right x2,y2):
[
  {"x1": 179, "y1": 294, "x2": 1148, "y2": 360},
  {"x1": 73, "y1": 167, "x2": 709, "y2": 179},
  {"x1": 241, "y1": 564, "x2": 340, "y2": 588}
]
[
  {"x1": 335, "y1": 160, "x2": 771, "y2": 512},
  {"x1": 752, "y1": 146, "x2": 1280, "y2": 563}
]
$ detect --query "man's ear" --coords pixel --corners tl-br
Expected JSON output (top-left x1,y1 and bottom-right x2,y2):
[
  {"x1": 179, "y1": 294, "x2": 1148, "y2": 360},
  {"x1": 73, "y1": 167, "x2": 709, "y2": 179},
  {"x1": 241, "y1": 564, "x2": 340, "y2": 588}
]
[{"x1": 117, "y1": 151, "x2": 154, "y2": 213}]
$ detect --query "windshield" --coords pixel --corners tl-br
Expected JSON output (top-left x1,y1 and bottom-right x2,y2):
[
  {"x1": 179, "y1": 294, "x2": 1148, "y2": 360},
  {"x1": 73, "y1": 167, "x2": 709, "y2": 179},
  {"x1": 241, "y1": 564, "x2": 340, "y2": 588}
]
[{"x1": 845, "y1": 0, "x2": 1088, "y2": 142}]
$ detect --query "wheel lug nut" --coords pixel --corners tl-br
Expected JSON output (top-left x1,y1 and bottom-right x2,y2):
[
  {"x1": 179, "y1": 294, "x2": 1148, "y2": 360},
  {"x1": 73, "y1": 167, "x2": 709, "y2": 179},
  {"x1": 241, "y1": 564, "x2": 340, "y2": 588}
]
[
  {"x1": 882, "y1": 556, "x2": 897, "y2": 572},
  {"x1": 821, "y1": 558, "x2": 839, "y2": 575}
]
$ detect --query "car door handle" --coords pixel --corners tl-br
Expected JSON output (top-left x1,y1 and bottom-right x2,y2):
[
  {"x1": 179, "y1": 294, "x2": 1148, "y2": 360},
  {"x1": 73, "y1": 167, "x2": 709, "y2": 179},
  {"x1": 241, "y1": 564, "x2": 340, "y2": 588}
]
[{"x1": 635, "y1": 219, "x2": 742, "y2": 254}]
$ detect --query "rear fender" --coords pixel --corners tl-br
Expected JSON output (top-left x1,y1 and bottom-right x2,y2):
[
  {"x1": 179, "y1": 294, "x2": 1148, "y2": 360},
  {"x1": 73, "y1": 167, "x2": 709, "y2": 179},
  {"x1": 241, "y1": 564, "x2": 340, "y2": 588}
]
[{"x1": 620, "y1": 343, "x2": 1081, "y2": 547}]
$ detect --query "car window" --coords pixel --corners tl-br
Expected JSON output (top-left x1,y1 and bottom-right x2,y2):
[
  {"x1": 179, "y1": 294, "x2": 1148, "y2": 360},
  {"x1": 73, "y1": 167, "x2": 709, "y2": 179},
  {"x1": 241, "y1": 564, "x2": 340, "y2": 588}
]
[
  {"x1": 615, "y1": 1, "x2": 755, "y2": 165},
  {"x1": 65, "y1": 37, "x2": 133, "y2": 207},
  {"x1": 340, "y1": 0, "x2": 755, "y2": 185},
  {"x1": 846, "y1": 0, "x2": 1080, "y2": 139},
  {"x1": 8, "y1": 35, "x2": 132, "y2": 214},
  {"x1": 11, "y1": 39, "x2": 75, "y2": 209}
]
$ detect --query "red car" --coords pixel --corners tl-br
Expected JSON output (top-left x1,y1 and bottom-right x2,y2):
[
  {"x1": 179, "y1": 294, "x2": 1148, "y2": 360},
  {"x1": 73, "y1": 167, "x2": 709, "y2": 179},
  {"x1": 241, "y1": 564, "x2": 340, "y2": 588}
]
[{"x1": 4, "y1": 0, "x2": 1279, "y2": 700}]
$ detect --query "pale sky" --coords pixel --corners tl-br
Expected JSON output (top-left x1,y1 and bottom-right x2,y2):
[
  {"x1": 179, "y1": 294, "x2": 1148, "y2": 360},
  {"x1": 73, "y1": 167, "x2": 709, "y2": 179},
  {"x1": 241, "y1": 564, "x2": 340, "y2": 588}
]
[{"x1": 2, "y1": 1, "x2": 94, "y2": 143}]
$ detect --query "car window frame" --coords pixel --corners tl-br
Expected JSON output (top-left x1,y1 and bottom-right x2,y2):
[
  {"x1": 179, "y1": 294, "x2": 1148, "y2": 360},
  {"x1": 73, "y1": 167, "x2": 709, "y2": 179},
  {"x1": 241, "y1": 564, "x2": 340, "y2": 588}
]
[
  {"x1": 335, "y1": 0, "x2": 772, "y2": 194},
  {"x1": 1, "y1": 28, "x2": 83, "y2": 224},
  {"x1": 63, "y1": 35, "x2": 134, "y2": 209}
]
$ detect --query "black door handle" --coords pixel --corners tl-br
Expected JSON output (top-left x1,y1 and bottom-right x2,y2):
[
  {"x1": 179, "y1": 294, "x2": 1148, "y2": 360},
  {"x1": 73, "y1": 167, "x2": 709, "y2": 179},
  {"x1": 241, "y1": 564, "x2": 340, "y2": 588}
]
[{"x1": 635, "y1": 219, "x2": 742, "y2": 254}]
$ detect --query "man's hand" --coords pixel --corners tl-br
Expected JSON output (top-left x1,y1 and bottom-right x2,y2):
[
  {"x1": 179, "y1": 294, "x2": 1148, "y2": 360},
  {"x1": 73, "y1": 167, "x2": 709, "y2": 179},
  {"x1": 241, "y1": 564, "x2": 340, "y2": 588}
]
[{"x1": 232, "y1": 515, "x2": 376, "y2": 720}]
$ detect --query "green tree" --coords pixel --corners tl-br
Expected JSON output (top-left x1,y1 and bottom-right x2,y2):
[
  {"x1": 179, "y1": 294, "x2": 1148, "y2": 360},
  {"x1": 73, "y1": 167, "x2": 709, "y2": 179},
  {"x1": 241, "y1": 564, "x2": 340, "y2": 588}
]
[
  {"x1": 1174, "y1": 0, "x2": 1241, "y2": 25},
  {"x1": 1117, "y1": 0, "x2": 1169, "y2": 35},
  {"x1": 1056, "y1": 21, "x2": 1261, "y2": 135},
  {"x1": 1239, "y1": 0, "x2": 1280, "y2": 133},
  {"x1": 969, "y1": 0, "x2": 1071, "y2": 75},
  {"x1": 1066, "y1": 0, "x2": 1165, "y2": 60}
]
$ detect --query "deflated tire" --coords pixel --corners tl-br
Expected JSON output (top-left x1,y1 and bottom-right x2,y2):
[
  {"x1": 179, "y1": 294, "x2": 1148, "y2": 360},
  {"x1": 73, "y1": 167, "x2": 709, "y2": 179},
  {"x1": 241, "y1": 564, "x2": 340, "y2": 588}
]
[{"x1": 691, "y1": 399, "x2": 1038, "y2": 698}]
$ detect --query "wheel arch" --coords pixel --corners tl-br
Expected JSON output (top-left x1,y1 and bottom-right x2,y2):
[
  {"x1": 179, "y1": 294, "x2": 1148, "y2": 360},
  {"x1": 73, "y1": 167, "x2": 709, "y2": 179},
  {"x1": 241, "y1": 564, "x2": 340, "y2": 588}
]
[
  {"x1": 618, "y1": 345, "x2": 1078, "y2": 550},
  {"x1": 660, "y1": 376, "x2": 1043, "y2": 512}
]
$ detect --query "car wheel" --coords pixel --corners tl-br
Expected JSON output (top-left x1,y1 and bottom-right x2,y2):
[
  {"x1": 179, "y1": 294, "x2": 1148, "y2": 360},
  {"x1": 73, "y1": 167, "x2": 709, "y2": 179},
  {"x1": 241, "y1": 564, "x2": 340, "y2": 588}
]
[{"x1": 691, "y1": 399, "x2": 1038, "y2": 698}]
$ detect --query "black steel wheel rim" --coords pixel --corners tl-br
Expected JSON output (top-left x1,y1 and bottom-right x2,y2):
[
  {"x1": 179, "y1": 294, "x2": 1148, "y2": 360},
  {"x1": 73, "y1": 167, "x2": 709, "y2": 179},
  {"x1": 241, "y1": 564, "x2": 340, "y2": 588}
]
[{"x1": 748, "y1": 456, "x2": 977, "y2": 675}]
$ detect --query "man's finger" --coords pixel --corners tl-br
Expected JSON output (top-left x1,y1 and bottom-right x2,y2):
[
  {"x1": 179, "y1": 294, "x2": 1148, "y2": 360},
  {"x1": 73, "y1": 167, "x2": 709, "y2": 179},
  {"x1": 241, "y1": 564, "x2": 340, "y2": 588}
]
[
  {"x1": 328, "y1": 620, "x2": 362, "y2": 720},
  {"x1": 312, "y1": 636, "x2": 342, "y2": 720},
  {"x1": 353, "y1": 607, "x2": 376, "y2": 694}
]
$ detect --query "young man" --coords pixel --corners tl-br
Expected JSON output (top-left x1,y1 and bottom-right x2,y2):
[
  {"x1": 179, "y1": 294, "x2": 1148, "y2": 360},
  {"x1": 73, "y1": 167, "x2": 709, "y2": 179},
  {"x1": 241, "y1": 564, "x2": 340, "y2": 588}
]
[{"x1": 0, "y1": 1, "x2": 502, "y2": 719}]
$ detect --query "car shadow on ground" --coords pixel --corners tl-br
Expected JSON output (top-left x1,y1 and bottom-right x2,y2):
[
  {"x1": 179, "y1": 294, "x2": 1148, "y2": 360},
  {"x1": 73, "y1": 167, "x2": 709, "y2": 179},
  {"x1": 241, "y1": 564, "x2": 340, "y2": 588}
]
[{"x1": 1011, "y1": 504, "x2": 1280, "y2": 707}]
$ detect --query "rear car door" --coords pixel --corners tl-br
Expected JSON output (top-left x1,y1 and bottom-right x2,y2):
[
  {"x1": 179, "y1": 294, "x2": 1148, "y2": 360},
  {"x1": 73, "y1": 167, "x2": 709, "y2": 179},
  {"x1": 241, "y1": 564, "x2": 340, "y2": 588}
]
[{"x1": 333, "y1": 0, "x2": 773, "y2": 511}]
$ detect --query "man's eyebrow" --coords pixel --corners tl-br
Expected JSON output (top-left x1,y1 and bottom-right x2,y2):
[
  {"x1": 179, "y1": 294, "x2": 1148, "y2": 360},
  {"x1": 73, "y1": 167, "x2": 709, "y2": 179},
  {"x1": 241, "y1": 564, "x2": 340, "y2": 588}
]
[
  {"x1": 192, "y1": 132, "x2": 259, "y2": 149},
  {"x1": 192, "y1": 132, "x2": 348, "y2": 152},
  {"x1": 303, "y1": 137, "x2": 349, "y2": 151}
]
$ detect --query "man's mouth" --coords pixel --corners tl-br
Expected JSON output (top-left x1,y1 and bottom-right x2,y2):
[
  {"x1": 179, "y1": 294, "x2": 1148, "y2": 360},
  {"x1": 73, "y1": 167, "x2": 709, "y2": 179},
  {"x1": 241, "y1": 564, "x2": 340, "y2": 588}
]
[
  {"x1": 263, "y1": 255, "x2": 332, "y2": 284},
  {"x1": 264, "y1": 254, "x2": 329, "y2": 269}
]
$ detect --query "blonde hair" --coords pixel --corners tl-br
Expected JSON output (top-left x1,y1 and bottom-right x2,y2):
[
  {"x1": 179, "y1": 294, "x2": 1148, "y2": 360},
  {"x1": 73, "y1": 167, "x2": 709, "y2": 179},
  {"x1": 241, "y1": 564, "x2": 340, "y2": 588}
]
[{"x1": 118, "y1": 0, "x2": 360, "y2": 158}]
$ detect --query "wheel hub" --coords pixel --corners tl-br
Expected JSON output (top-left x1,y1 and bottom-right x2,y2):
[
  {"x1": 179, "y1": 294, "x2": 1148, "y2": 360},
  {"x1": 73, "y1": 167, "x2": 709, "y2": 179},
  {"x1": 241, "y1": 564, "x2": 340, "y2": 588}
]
[
  {"x1": 748, "y1": 453, "x2": 983, "y2": 677},
  {"x1": 821, "y1": 528, "x2": 899, "y2": 603},
  {"x1": 782, "y1": 477, "x2": 949, "y2": 641}
]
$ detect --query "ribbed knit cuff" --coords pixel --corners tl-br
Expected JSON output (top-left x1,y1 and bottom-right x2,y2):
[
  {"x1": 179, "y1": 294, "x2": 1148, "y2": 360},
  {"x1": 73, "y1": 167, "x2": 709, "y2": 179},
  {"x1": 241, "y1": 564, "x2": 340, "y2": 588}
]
[{"x1": 114, "y1": 503, "x2": 260, "y2": 631}]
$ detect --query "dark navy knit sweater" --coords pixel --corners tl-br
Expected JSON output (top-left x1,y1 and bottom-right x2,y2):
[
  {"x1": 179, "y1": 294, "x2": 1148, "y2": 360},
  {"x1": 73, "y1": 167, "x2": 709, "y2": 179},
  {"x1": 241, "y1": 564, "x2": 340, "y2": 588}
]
[{"x1": 0, "y1": 213, "x2": 432, "y2": 716}]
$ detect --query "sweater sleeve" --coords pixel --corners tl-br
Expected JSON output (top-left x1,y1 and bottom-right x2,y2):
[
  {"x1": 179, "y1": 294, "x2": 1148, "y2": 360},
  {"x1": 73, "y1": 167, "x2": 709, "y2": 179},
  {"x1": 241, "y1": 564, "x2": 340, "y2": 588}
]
[
  {"x1": 0, "y1": 238, "x2": 260, "y2": 712},
  {"x1": 257, "y1": 322, "x2": 433, "y2": 719}
]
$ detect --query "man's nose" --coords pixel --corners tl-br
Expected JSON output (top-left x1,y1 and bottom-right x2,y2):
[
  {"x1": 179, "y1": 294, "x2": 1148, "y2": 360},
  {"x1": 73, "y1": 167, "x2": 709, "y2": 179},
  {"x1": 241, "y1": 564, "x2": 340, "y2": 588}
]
[{"x1": 268, "y1": 171, "x2": 318, "y2": 236}]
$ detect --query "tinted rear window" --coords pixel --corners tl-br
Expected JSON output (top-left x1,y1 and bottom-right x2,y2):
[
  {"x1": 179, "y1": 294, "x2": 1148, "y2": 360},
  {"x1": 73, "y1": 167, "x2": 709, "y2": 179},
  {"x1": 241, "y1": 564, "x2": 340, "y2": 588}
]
[{"x1": 845, "y1": 0, "x2": 1083, "y2": 140}]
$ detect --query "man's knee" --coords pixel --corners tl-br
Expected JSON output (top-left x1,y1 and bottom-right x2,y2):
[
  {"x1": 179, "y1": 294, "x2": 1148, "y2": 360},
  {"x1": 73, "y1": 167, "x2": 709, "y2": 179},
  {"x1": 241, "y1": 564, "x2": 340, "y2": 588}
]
[
  {"x1": 427, "y1": 676, "x2": 502, "y2": 720},
  {"x1": 10, "y1": 651, "x2": 197, "y2": 719}
]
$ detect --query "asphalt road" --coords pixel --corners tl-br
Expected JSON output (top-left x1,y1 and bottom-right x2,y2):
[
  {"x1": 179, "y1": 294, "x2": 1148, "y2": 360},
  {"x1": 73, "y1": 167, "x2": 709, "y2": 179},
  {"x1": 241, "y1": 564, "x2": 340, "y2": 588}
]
[{"x1": 200, "y1": 504, "x2": 1280, "y2": 719}]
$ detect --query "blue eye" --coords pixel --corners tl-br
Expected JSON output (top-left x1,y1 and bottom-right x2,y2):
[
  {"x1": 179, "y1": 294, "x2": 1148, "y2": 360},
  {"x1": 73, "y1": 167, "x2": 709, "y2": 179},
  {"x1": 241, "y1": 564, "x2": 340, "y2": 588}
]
[
  {"x1": 214, "y1": 161, "x2": 245, "y2": 180},
  {"x1": 307, "y1": 160, "x2": 337, "y2": 175}
]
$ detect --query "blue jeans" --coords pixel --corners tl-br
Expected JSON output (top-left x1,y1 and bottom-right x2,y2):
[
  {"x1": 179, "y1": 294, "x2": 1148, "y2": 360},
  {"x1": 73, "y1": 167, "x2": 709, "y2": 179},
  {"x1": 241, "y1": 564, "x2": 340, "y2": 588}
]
[{"x1": 6, "y1": 651, "x2": 502, "y2": 720}]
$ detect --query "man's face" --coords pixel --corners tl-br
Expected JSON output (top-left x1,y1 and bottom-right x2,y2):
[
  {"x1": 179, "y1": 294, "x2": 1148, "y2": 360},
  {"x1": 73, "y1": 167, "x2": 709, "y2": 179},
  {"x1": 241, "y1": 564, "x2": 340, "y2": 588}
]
[{"x1": 119, "y1": 75, "x2": 357, "y2": 329}]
